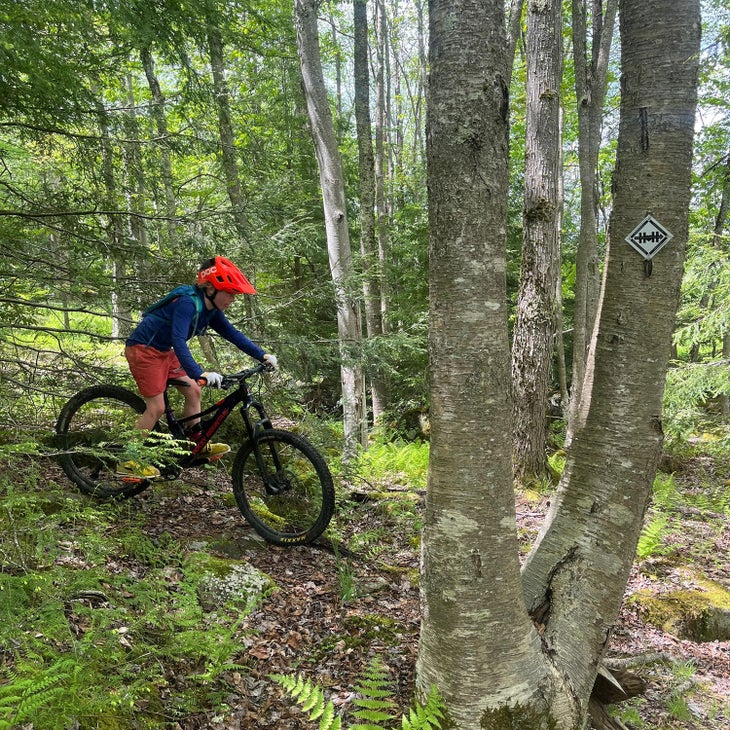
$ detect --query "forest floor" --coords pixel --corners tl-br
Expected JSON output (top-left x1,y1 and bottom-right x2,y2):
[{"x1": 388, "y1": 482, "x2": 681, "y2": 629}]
[{"x1": 116, "y1": 451, "x2": 730, "y2": 730}]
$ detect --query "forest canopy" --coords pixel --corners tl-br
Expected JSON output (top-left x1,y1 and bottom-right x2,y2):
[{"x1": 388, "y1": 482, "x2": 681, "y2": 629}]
[{"x1": 0, "y1": 0, "x2": 727, "y2": 452}]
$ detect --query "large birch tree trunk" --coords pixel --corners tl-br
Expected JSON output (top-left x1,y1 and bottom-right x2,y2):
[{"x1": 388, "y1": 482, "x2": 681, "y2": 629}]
[
  {"x1": 511, "y1": 0, "x2": 563, "y2": 484},
  {"x1": 418, "y1": 0, "x2": 700, "y2": 726},
  {"x1": 295, "y1": 0, "x2": 366, "y2": 460},
  {"x1": 522, "y1": 0, "x2": 701, "y2": 722},
  {"x1": 416, "y1": 0, "x2": 570, "y2": 724}
]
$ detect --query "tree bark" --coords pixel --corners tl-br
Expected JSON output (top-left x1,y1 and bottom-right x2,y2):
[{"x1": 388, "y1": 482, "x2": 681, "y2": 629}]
[
  {"x1": 295, "y1": 0, "x2": 366, "y2": 460},
  {"x1": 511, "y1": 0, "x2": 563, "y2": 484},
  {"x1": 522, "y1": 0, "x2": 701, "y2": 721},
  {"x1": 419, "y1": 0, "x2": 700, "y2": 725},
  {"x1": 354, "y1": 0, "x2": 387, "y2": 423},
  {"x1": 416, "y1": 0, "x2": 571, "y2": 725},
  {"x1": 565, "y1": 0, "x2": 619, "y2": 444}
]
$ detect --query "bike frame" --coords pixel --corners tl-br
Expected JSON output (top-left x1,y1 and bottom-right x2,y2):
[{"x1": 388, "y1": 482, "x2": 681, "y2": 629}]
[{"x1": 158, "y1": 367, "x2": 273, "y2": 469}]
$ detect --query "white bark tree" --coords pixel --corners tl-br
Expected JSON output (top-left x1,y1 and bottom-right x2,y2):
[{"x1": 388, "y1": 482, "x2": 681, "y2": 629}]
[
  {"x1": 295, "y1": 0, "x2": 366, "y2": 459},
  {"x1": 417, "y1": 0, "x2": 701, "y2": 726}
]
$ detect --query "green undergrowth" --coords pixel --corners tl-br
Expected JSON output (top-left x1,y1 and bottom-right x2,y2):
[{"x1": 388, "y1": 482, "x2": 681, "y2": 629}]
[
  {"x1": 0, "y1": 460, "x2": 262, "y2": 729},
  {"x1": 354, "y1": 438, "x2": 429, "y2": 491},
  {"x1": 274, "y1": 656, "x2": 445, "y2": 729},
  {"x1": 637, "y1": 456, "x2": 730, "y2": 562}
]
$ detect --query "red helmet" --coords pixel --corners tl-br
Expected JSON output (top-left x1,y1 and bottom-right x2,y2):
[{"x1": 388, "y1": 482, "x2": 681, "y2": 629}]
[{"x1": 197, "y1": 256, "x2": 256, "y2": 294}]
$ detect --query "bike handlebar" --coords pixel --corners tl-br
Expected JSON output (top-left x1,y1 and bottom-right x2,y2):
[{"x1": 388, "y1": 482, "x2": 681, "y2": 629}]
[
  {"x1": 195, "y1": 361, "x2": 273, "y2": 389},
  {"x1": 220, "y1": 361, "x2": 273, "y2": 389}
]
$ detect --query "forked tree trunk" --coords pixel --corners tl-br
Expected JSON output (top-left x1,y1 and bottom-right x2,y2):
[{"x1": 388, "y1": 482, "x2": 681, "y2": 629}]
[
  {"x1": 522, "y1": 0, "x2": 700, "y2": 723},
  {"x1": 295, "y1": 0, "x2": 366, "y2": 460},
  {"x1": 418, "y1": 0, "x2": 700, "y2": 726}
]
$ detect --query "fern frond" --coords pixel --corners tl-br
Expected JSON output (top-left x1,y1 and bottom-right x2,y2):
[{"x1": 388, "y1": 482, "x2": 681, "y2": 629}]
[
  {"x1": 0, "y1": 658, "x2": 74, "y2": 725},
  {"x1": 402, "y1": 686, "x2": 445, "y2": 730},
  {"x1": 271, "y1": 673, "x2": 342, "y2": 730},
  {"x1": 319, "y1": 701, "x2": 342, "y2": 730},
  {"x1": 349, "y1": 657, "x2": 396, "y2": 728}
]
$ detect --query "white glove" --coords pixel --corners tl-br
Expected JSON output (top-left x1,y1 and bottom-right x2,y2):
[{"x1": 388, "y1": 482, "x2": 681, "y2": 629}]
[
  {"x1": 263, "y1": 353, "x2": 278, "y2": 370},
  {"x1": 201, "y1": 371, "x2": 224, "y2": 388}
]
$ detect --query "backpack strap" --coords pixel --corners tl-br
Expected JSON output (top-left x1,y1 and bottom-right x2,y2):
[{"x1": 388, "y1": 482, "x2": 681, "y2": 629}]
[{"x1": 142, "y1": 285, "x2": 204, "y2": 338}]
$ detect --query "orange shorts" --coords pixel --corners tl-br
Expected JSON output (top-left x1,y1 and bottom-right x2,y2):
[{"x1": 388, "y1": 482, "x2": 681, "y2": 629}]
[{"x1": 125, "y1": 344, "x2": 188, "y2": 398}]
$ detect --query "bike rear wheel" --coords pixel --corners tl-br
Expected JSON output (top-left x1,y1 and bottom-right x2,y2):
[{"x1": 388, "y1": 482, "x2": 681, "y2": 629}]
[
  {"x1": 231, "y1": 429, "x2": 335, "y2": 546},
  {"x1": 56, "y1": 385, "x2": 155, "y2": 499}
]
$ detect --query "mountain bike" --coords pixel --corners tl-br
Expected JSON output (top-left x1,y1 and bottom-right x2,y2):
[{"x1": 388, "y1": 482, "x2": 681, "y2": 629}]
[{"x1": 55, "y1": 363, "x2": 335, "y2": 546}]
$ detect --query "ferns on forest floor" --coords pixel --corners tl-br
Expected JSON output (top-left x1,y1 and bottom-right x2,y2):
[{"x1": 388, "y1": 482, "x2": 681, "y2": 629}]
[{"x1": 273, "y1": 656, "x2": 445, "y2": 730}]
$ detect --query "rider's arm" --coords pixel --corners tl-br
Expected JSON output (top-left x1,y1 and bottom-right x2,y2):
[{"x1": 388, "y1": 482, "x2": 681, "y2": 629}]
[{"x1": 208, "y1": 311, "x2": 266, "y2": 362}]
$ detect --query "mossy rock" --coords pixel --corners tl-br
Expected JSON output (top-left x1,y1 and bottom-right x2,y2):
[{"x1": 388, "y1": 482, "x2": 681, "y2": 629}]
[
  {"x1": 184, "y1": 553, "x2": 275, "y2": 612},
  {"x1": 631, "y1": 570, "x2": 730, "y2": 642}
]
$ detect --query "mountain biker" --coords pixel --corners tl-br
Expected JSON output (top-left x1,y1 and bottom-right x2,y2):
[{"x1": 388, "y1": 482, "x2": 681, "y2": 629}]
[{"x1": 120, "y1": 256, "x2": 277, "y2": 478}]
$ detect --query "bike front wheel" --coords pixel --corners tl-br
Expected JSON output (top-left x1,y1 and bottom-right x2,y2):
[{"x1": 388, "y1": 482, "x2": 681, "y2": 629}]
[
  {"x1": 56, "y1": 385, "x2": 155, "y2": 500},
  {"x1": 231, "y1": 429, "x2": 335, "y2": 546}
]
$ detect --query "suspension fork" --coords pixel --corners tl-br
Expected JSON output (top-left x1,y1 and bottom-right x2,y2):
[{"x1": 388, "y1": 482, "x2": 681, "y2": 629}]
[{"x1": 240, "y1": 400, "x2": 285, "y2": 491}]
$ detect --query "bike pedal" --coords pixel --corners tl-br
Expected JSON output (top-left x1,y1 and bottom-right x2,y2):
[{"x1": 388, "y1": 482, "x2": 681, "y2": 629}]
[{"x1": 121, "y1": 476, "x2": 145, "y2": 485}]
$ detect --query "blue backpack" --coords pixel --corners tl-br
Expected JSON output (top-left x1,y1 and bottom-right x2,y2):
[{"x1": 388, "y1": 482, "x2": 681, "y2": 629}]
[{"x1": 143, "y1": 285, "x2": 204, "y2": 334}]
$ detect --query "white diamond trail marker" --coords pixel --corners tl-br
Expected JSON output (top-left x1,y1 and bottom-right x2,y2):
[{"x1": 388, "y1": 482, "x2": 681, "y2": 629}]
[{"x1": 625, "y1": 215, "x2": 674, "y2": 260}]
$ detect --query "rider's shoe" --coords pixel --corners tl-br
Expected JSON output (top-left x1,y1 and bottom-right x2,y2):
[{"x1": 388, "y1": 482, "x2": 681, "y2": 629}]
[
  {"x1": 198, "y1": 442, "x2": 231, "y2": 461},
  {"x1": 116, "y1": 460, "x2": 161, "y2": 480},
  {"x1": 188, "y1": 432, "x2": 231, "y2": 462}
]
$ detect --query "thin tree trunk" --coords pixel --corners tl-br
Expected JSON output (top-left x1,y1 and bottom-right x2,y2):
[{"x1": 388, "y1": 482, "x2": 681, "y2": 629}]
[
  {"x1": 505, "y1": 0, "x2": 525, "y2": 89},
  {"x1": 565, "y1": 0, "x2": 619, "y2": 444},
  {"x1": 712, "y1": 151, "x2": 730, "y2": 417},
  {"x1": 140, "y1": 45, "x2": 180, "y2": 254},
  {"x1": 96, "y1": 99, "x2": 132, "y2": 339},
  {"x1": 354, "y1": 0, "x2": 387, "y2": 423},
  {"x1": 206, "y1": 18, "x2": 260, "y2": 330},
  {"x1": 206, "y1": 21, "x2": 249, "y2": 251},
  {"x1": 295, "y1": 0, "x2": 366, "y2": 459},
  {"x1": 374, "y1": 0, "x2": 390, "y2": 334},
  {"x1": 511, "y1": 0, "x2": 563, "y2": 484},
  {"x1": 121, "y1": 75, "x2": 146, "y2": 319}
]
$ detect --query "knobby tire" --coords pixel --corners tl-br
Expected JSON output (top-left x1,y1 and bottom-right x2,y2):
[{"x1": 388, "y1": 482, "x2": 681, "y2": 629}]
[
  {"x1": 56, "y1": 385, "x2": 154, "y2": 500},
  {"x1": 231, "y1": 429, "x2": 335, "y2": 546}
]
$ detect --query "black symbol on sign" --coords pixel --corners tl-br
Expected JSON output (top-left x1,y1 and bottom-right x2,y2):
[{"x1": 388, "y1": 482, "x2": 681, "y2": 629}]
[{"x1": 633, "y1": 231, "x2": 666, "y2": 244}]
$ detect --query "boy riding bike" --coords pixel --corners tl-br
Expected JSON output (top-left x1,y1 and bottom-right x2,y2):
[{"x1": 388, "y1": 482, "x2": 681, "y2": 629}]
[{"x1": 121, "y1": 256, "x2": 277, "y2": 478}]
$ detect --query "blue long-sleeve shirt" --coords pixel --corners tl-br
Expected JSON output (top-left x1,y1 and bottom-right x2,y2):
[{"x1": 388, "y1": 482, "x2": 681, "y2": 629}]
[{"x1": 126, "y1": 288, "x2": 265, "y2": 380}]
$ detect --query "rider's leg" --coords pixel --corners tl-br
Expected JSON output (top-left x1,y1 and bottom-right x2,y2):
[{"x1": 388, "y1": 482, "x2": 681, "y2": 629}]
[
  {"x1": 137, "y1": 392, "x2": 166, "y2": 430},
  {"x1": 174, "y1": 377, "x2": 202, "y2": 423},
  {"x1": 174, "y1": 377, "x2": 231, "y2": 459}
]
